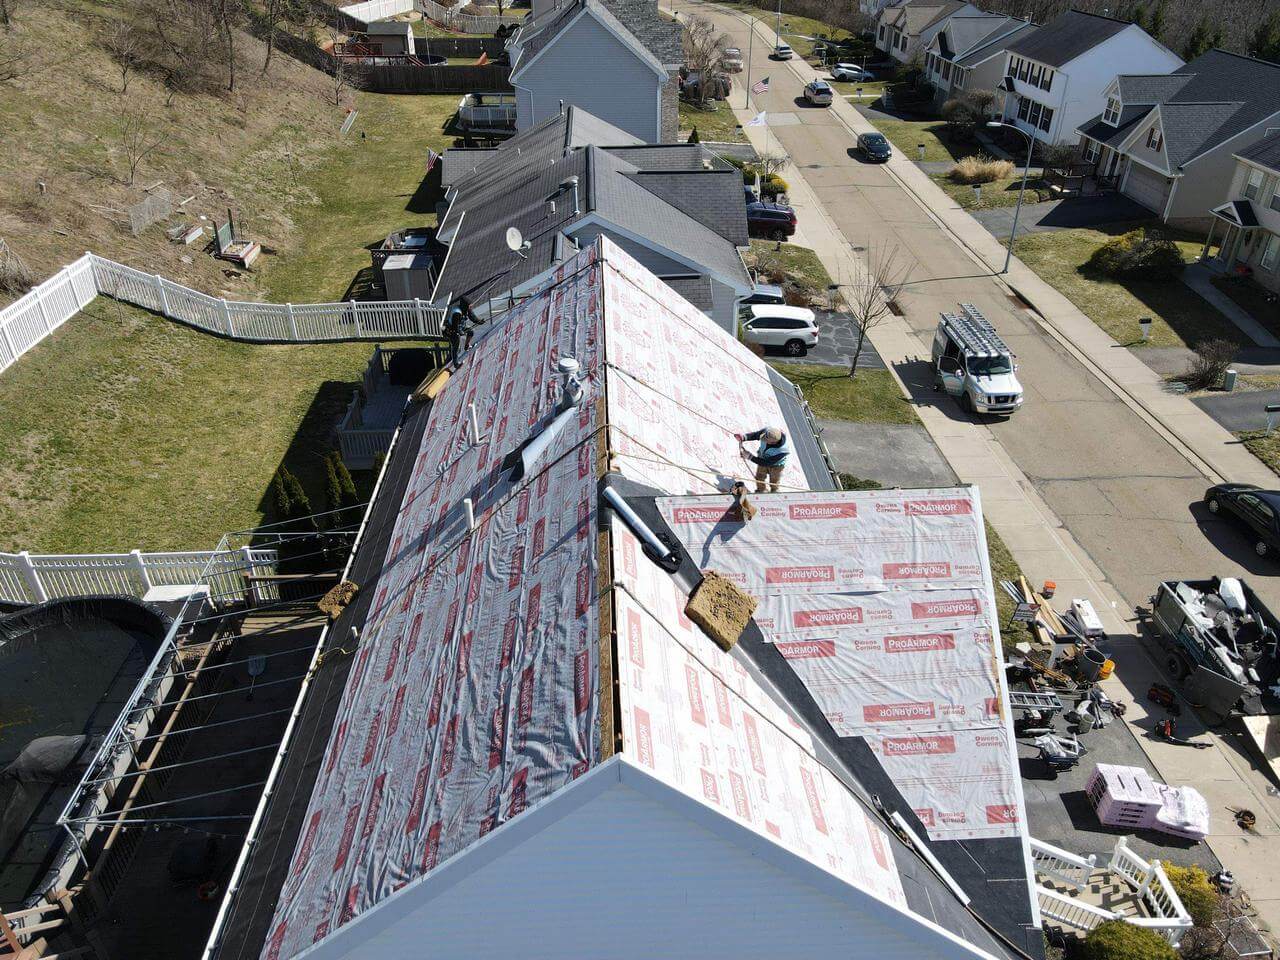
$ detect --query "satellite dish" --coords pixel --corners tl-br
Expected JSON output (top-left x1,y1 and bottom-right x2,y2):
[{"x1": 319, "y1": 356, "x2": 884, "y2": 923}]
[{"x1": 506, "y1": 226, "x2": 525, "y2": 252}]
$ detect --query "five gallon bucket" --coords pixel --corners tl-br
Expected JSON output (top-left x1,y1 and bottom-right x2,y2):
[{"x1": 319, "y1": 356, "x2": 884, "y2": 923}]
[{"x1": 1079, "y1": 647, "x2": 1107, "y2": 682}]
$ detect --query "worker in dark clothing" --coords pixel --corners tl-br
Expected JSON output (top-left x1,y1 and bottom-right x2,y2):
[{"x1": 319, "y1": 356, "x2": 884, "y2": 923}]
[
  {"x1": 443, "y1": 298, "x2": 477, "y2": 369},
  {"x1": 736, "y1": 426, "x2": 791, "y2": 492}
]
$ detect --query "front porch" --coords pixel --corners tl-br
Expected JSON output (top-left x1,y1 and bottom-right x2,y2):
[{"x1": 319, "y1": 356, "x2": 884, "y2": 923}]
[{"x1": 1031, "y1": 836, "x2": 1193, "y2": 947}]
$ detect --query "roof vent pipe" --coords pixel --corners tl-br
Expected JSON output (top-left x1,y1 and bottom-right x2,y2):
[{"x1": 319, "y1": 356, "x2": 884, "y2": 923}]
[
  {"x1": 560, "y1": 175, "x2": 580, "y2": 216},
  {"x1": 500, "y1": 355, "x2": 584, "y2": 482},
  {"x1": 601, "y1": 485, "x2": 677, "y2": 569},
  {"x1": 559, "y1": 99, "x2": 565, "y2": 116}
]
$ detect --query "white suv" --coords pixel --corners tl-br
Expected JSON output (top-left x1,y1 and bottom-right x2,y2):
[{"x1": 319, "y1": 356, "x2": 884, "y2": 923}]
[{"x1": 740, "y1": 304, "x2": 819, "y2": 356}]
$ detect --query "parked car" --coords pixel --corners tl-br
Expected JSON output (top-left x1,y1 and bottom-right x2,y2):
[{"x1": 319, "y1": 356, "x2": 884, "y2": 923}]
[
  {"x1": 740, "y1": 304, "x2": 818, "y2": 356},
  {"x1": 803, "y1": 80, "x2": 834, "y2": 106},
  {"x1": 1204, "y1": 484, "x2": 1280, "y2": 557},
  {"x1": 746, "y1": 201, "x2": 796, "y2": 240},
  {"x1": 742, "y1": 283, "x2": 786, "y2": 305},
  {"x1": 772, "y1": 42, "x2": 793, "y2": 60},
  {"x1": 723, "y1": 47, "x2": 744, "y2": 72},
  {"x1": 831, "y1": 63, "x2": 874, "y2": 82},
  {"x1": 856, "y1": 131, "x2": 892, "y2": 162}
]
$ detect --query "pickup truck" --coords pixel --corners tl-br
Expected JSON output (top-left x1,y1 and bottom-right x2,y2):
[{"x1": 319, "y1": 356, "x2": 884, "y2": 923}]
[{"x1": 1148, "y1": 577, "x2": 1280, "y2": 719}]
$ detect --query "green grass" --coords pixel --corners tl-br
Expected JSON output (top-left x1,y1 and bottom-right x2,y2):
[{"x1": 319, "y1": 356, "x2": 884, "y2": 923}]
[
  {"x1": 985, "y1": 520, "x2": 1033, "y2": 655},
  {"x1": 829, "y1": 79, "x2": 889, "y2": 103},
  {"x1": 867, "y1": 116, "x2": 977, "y2": 164},
  {"x1": 679, "y1": 99, "x2": 747, "y2": 143},
  {"x1": 746, "y1": 239, "x2": 833, "y2": 295},
  {"x1": 1238, "y1": 431, "x2": 1280, "y2": 480},
  {"x1": 933, "y1": 173, "x2": 1051, "y2": 211},
  {"x1": 770, "y1": 363, "x2": 918, "y2": 425},
  {"x1": 256, "y1": 92, "x2": 459, "y2": 303},
  {"x1": 1010, "y1": 225, "x2": 1239, "y2": 349},
  {"x1": 1, "y1": 93, "x2": 460, "y2": 553}
]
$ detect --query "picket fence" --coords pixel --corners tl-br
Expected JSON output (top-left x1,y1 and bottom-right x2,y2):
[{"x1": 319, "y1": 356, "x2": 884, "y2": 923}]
[
  {"x1": 0, "y1": 548, "x2": 281, "y2": 606},
  {"x1": 420, "y1": 0, "x2": 522, "y2": 35},
  {"x1": 0, "y1": 254, "x2": 448, "y2": 377}
]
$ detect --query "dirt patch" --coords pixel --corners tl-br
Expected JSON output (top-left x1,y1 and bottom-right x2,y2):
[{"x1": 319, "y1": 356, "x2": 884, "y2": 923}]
[{"x1": 686, "y1": 570, "x2": 757, "y2": 652}]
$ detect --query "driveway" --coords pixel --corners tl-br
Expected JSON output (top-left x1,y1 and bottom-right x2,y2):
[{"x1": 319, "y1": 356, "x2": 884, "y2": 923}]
[
  {"x1": 1192, "y1": 389, "x2": 1280, "y2": 433},
  {"x1": 970, "y1": 194, "x2": 1153, "y2": 240},
  {"x1": 818, "y1": 420, "x2": 956, "y2": 488},
  {"x1": 781, "y1": 309, "x2": 885, "y2": 368}
]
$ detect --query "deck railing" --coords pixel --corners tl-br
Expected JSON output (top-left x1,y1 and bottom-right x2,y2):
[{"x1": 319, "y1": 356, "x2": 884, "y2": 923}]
[
  {"x1": 0, "y1": 253, "x2": 446, "y2": 377},
  {"x1": 1029, "y1": 836, "x2": 1097, "y2": 892}
]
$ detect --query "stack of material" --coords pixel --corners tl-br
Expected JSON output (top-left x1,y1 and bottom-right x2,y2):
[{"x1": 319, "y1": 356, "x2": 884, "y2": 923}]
[{"x1": 1086, "y1": 763, "x2": 1209, "y2": 841}]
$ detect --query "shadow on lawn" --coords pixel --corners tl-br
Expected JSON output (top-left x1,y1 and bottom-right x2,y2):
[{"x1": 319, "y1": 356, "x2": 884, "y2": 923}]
[{"x1": 253, "y1": 378, "x2": 369, "y2": 528}]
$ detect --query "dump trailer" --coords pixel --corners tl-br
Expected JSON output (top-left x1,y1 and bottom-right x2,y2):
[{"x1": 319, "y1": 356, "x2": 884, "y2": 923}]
[{"x1": 1149, "y1": 578, "x2": 1280, "y2": 719}]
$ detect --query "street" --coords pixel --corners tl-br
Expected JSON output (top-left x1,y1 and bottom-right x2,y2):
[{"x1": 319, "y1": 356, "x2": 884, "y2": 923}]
[{"x1": 672, "y1": 0, "x2": 1280, "y2": 928}]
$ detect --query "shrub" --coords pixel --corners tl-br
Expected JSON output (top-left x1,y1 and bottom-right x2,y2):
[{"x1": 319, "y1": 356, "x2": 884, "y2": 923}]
[
  {"x1": 687, "y1": 126, "x2": 700, "y2": 144},
  {"x1": 270, "y1": 472, "x2": 292, "y2": 522},
  {"x1": 1164, "y1": 864, "x2": 1221, "y2": 927},
  {"x1": 1087, "y1": 229, "x2": 1186, "y2": 280},
  {"x1": 333, "y1": 454, "x2": 359, "y2": 506},
  {"x1": 1180, "y1": 338, "x2": 1238, "y2": 390},
  {"x1": 761, "y1": 175, "x2": 788, "y2": 197},
  {"x1": 1080, "y1": 920, "x2": 1177, "y2": 960},
  {"x1": 324, "y1": 455, "x2": 344, "y2": 515},
  {"x1": 949, "y1": 155, "x2": 1014, "y2": 184}
]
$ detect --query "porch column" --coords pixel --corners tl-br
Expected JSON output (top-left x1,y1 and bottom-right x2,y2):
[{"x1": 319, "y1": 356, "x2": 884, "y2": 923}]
[{"x1": 1200, "y1": 219, "x2": 1216, "y2": 261}]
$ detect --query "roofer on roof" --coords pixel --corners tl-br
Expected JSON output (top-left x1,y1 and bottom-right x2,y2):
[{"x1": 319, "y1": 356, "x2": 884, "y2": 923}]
[{"x1": 736, "y1": 426, "x2": 790, "y2": 493}]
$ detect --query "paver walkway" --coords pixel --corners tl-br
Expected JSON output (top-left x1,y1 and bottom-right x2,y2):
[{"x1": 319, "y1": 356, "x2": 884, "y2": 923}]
[{"x1": 1183, "y1": 263, "x2": 1280, "y2": 349}]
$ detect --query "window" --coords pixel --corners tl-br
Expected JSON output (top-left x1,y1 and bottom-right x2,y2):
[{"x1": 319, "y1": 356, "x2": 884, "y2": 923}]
[
  {"x1": 1019, "y1": 58, "x2": 1030, "y2": 82},
  {"x1": 1103, "y1": 97, "x2": 1121, "y2": 125},
  {"x1": 1040, "y1": 68, "x2": 1054, "y2": 91},
  {"x1": 1039, "y1": 105, "x2": 1054, "y2": 133},
  {"x1": 1263, "y1": 234, "x2": 1280, "y2": 272},
  {"x1": 1083, "y1": 140, "x2": 1099, "y2": 163},
  {"x1": 1026, "y1": 100, "x2": 1043, "y2": 129},
  {"x1": 1006, "y1": 55, "x2": 1018, "y2": 79},
  {"x1": 1146, "y1": 126, "x2": 1163, "y2": 152},
  {"x1": 1030, "y1": 64, "x2": 1042, "y2": 87},
  {"x1": 878, "y1": 24, "x2": 886, "y2": 41},
  {"x1": 1017, "y1": 97, "x2": 1031, "y2": 121},
  {"x1": 1270, "y1": 187, "x2": 1280, "y2": 214},
  {"x1": 1245, "y1": 167, "x2": 1265, "y2": 200}
]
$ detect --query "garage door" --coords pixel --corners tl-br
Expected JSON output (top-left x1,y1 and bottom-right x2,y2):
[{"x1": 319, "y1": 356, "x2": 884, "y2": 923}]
[{"x1": 1123, "y1": 161, "x2": 1172, "y2": 214}]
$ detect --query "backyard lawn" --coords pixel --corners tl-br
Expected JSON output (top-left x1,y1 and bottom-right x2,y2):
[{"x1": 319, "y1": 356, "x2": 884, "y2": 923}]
[
  {"x1": 679, "y1": 99, "x2": 746, "y2": 143},
  {"x1": 0, "y1": 93, "x2": 460, "y2": 553},
  {"x1": 770, "y1": 362, "x2": 917, "y2": 425},
  {"x1": 746, "y1": 240, "x2": 833, "y2": 295},
  {"x1": 1010, "y1": 225, "x2": 1239, "y2": 349}
]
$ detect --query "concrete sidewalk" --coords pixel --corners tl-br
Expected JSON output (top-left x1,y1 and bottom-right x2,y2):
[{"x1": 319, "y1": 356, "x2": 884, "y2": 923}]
[{"x1": 680, "y1": 0, "x2": 1280, "y2": 930}]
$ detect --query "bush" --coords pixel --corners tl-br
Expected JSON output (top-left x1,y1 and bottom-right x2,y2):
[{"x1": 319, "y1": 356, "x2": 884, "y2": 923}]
[
  {"x1": 1080, "y1": 920, "x2": 1177, "y2": 960},
  {"x1": 1087, "y1": 229, "x2": 1186, "y2": 280},
  {"x1": 949, "y1": 155, "x2": 1014, "y2": 184},
  {"x1": 1179, "y1": 337, "x2": 1238, "y2": 389},
  {"x1": 761, "y1": 175, "x2": 788, "y2": 198},
  {"x1": 1164, "y1": 864, "x2": 1221, "y2": 927}
]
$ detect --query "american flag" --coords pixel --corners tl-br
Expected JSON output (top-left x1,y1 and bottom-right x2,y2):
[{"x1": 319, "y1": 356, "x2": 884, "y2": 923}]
[
  {"x1": 425, "y1": 148, "x2": 440, "y2": 173},
  {"x1": 752, "y1": 76, "x2": 770, "y2": 95}
]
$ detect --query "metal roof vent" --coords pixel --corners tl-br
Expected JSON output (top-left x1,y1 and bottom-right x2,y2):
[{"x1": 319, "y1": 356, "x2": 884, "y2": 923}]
[{"x1": 500, "y1": 355, "x2": 585, "y2": 481}]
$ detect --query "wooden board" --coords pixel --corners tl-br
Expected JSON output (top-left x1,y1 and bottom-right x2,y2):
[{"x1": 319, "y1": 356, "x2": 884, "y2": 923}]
[{"x1": 1241, "y1": 714, "x2": 1280, "y2": 784}]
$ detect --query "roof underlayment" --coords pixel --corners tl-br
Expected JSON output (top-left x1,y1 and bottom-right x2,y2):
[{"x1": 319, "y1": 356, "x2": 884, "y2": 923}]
[{"x1": 251, "y1": 238, "x2": 1035, "y2": 960}]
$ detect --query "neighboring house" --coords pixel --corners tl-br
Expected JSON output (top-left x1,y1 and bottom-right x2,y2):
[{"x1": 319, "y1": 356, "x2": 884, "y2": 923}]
[
  {"x1": 922, "y1": 12, "x2": 1036, "y2": 110},
  {"x1": 432, "y1": 107, "x2": 752, "y2": 333},
  {"x1": 860, "y1": 0, "x2": 904, "y2": 16},
  {"x1": 208, "y1": 233, "x2": 1044, "y2": 960},
  {"x1": 1202, "y1": 136, "x2": 1280, "y2": 292},
  {"x1": 1077, "y1": 50, "x2": 1280, "y2": 225},
  {"x1": 998, "y1": 10, "x2": 1182, "y2": 147},
  {"x1": 875, "y1": 0, "x2": 970, "y2": 65},
  {"x1": 507, "y1": 0, "x2": 683, "y2": 142}
]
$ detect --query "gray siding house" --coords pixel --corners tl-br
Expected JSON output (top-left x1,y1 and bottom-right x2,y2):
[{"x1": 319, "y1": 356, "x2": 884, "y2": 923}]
[
  {"x1": 1077, "y1": 50, "x2": 1280, "y2": 226},
  {"x1": 1202, "y1": 137, "x2": 1280, "y2": 294},
  {"x1": 922, "y1": 13, "x2": 1036, "y2": 110},
  {"x1": 508, "y1": 0, "x2": 683, "y2": 143}
]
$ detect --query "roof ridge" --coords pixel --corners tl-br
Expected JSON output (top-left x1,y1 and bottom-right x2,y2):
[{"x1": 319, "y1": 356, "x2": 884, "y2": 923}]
[
  {"x1": 1198, "y1": 46, "x2": 1280, "y2": 70},
  {"x1": 1065, "y1": 6, "x2": 1136, "y2": 26}
]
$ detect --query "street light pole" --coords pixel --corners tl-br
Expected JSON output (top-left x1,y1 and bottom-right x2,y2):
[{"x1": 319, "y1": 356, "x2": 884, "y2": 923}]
[
  {"x1": 744, "y1": 13, "x2": 755, "y2": 110},
  {"x1": 987, "y1": 120, "x2": 1035, "y2": 275}
]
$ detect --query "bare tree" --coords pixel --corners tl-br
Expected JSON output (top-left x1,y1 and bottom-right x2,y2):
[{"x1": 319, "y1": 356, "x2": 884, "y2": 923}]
[
  {"x1": 841, "y1": 244, "x2": 907, "y2": 378},
  {"x1": 682, "y1": 15, "x2": 728, "y2": 106},
  {"x1": 112, "y1": 100, "x2": 167, "y2": 185},
  {"x1": 754, "y1": 152, "x2": 790, "y2": 177},
  {"x1": 326, "y1": 20, "x2": 365, "y2": 106},
  {"x1": 104, "y1": 21, "x2": 144, "y2": 93}
]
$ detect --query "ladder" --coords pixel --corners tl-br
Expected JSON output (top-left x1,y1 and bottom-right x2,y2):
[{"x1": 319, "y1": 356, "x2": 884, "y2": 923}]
[
  {"x1": 939, "y1": 303, "x2": 1015, "y2": 359},
  {"x1": 1010, "y1": 690, "x2": 1064, "y2": 714}
]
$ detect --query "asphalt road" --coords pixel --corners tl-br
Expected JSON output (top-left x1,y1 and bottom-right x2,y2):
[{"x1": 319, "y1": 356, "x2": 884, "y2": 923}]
[{"x1": 676, "y1": 0, "x2": 1280, "y2": 614}]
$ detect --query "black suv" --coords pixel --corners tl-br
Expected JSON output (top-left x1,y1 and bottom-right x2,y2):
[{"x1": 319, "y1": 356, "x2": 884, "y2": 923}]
[
  {"x1": 1204, "y1": 483, "x2": 1280, "y2": 557},
  {"x1": 746, "y1": 201, "x2": 797, "y2": 240},
  {"x1": 857, "y1": 132, "x2": 892, "y2": 162}
]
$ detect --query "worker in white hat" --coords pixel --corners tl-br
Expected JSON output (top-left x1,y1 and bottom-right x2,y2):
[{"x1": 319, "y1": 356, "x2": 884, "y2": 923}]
[{"x1": 735, "y1": 426, "x2": 791, "y2": 492}]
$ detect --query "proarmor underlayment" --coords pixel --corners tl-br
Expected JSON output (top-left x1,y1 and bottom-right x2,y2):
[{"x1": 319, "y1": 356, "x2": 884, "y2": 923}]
[
  {"x1": 262, "y1": 239, "x2": 1019, "y2": 959},
  {"x1": 657, "y1": 490, "x2": 1023, "y2": 842}
]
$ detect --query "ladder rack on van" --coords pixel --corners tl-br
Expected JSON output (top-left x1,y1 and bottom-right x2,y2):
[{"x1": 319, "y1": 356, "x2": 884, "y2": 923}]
[{"x1": 939, "y1": 303, "x2": 1014, "y2": 359}]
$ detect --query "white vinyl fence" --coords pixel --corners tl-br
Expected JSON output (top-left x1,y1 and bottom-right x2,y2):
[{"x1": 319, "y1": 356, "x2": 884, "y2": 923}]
[
  {"x1": 340, "y1": 0, "x2": 416, "y2": 27},
  {"x1": 420, "y1": 0, "x2": 521, "y2": 34},
  {"x1": 0, "y1": 548, "x2": 281, "y2": 607},
  {"x1": 0, "y1": 254, "x2": 447, "y2": 377}
]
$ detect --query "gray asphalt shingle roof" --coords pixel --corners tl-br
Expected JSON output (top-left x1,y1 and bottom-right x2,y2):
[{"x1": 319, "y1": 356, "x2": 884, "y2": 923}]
[
  {"x1": 433, "y1": 109, "x2": 748, "y2": 307},
  {"x1": 1006, "y1": 9, "x2": 1131, "y2": 68},
  {"x1": 1078, "y1": 51, "x2": 1280, "y2": 169},
  {"x1": 513, "y1": 0, "x2": 682, "y2": 71},
  {"x1": 1237, "y1": 134, "x2": 1280, "y2": 173},
  {"x1": 955, "y1": 19, "x2": 1037, "y2": 67}
]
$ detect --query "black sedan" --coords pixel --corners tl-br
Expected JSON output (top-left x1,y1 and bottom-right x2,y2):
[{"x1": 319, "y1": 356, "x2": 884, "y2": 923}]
[
  {"x1": 1204, "y1": 483, "x2": 1280, "y2": 557},
  {"x1": 857, "y1": 132, "x2": 891, "y2": 162}
]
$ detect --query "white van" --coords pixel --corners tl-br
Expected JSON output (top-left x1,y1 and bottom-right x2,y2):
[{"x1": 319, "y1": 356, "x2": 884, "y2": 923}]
[
  {"x1": 740, "y1": 304, "x2": 819, "y2": 356},
  {"x1": 931, "y1": 304, "x2": 1023, "y2": 415}
]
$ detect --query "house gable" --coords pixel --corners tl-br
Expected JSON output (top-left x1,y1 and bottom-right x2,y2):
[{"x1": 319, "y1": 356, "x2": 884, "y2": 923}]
[
  {"x1": 1118, "y1": 103, "x2": 1173, "y2": 175},
  {"x1": 511, "y1": 1, "x2": 666, "y2": 82}
]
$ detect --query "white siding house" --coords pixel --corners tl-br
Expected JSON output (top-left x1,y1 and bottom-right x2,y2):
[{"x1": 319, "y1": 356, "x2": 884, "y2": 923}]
[
  {"x1": 508, "y1": 0, "x2": 681, "y2": 143},
  {"x1": 875, "y1": 1, "x2": 970, "y2": 66},
  {"x1": 998, "y1": 11, "x2": 1182, "y2": 147}
]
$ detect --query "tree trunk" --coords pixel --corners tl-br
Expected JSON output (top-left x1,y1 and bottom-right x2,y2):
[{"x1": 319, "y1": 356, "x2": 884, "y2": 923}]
[{"x1": 849, "y1": 326, "x2": 867, "y2": 378}]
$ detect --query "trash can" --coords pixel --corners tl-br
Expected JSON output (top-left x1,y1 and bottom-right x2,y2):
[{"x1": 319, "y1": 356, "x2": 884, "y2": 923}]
[{"x1": 1079, "y1": 647, "x2": 1107, "y2": 682}]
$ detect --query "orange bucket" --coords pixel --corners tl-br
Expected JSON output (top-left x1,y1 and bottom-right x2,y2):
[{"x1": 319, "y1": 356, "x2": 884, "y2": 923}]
[{"x1": 1099, "y1": 659, "x2": 1115, "y2": 680}]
